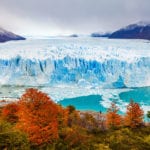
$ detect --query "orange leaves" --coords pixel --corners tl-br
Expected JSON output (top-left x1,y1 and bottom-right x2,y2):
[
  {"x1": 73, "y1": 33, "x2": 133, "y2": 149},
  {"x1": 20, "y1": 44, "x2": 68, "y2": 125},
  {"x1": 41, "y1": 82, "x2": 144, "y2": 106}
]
[
  {"x1": 2, "y1": 102, "x2": 19, "y2": 123},
  {"x1": 57, "y1": 105, "x2": 69, "y2": 129},
  {"x1": 106, "y1": 103, "x2": 122, "y2": 129},
  {"x1": 106, "y1": 100, "x2": 144, "y2": 129},
  {"x1": 125, "y1": 100, "x2": 144, "y2": 128},
  {"x1": 0, "y1": 88, "x2": 146, "y2": 149},
  {"x1": 16, "y1": 88, "x2": 59, "y2": 145}
]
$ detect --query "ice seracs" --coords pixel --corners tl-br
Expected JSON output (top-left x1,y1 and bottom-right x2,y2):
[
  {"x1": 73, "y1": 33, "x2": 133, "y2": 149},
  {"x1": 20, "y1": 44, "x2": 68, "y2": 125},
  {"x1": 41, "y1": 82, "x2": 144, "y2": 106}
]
[{"x1": 0, "y1": 38, "x2": 149, "y2": 88}]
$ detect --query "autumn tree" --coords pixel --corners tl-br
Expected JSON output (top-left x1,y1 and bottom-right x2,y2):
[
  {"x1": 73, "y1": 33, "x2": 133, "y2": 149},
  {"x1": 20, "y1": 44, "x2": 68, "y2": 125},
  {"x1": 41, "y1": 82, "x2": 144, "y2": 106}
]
[
  {"x1": 58, "y1": 126, "x2": 90, "y2": 149},
  {"x1": 66, "y1": 105, "x2": 80, "y2": 127},
  {"x1": 125, "y1": 100, "x2": 144, "y2": 128},
  {"x1": 2, "y1": 102, "x2": 19, "y2": 123},
  {"x1": 57, "y1": 105, "x2": 69, "y2": 132},
  {"x1": 16, "y1": 88, "x2": 59, "y2": 147},
  {"x1": 67, "y1": 105, "x2": 76, "y2": 114},
  {"x1": 106, "y1": 103, "x2": 122, "y2": 129},
  {"x1": 97, "y1": 113, "x2": 107, "y2": 131},
  {"x1": 80, "y1": 112, "x2": 98, "y2": 131}
]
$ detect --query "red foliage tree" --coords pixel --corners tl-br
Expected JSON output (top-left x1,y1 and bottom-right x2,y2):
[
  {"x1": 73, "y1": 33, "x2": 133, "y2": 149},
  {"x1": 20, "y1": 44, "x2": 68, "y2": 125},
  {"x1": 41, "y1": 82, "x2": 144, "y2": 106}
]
[
  {"x1": 106, "y1": 103, "x2": 122, "y2": 129},
  {"x1": 2, "y1": 102, "x2": 19, "y2": 123},
  {"x1": 16, "y1": 88, "x2": 59, "y2": 146},
  {"x1": 125, "y1": 100, "x2": 144, "y2": 128}
]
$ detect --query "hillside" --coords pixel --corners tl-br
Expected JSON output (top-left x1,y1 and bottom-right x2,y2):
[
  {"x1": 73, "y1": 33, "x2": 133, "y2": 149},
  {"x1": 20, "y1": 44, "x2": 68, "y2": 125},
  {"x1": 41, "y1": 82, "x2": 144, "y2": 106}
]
[
  {"x1": 0, "y1": 27, "x2": 25, "y2": 42},
  {"x1": 109, "y1": 21, "x2": 150, "y2": 40}
]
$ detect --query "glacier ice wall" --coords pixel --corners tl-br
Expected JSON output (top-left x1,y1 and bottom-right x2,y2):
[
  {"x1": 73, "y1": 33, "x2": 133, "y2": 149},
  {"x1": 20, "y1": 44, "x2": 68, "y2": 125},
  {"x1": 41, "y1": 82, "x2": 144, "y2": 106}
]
[
  {"x1": 0, "y1": 55, "x2": 150, "y2": 88},
  {"x1": 0, "y1": 38, "x2": 150, "y2": 88}
]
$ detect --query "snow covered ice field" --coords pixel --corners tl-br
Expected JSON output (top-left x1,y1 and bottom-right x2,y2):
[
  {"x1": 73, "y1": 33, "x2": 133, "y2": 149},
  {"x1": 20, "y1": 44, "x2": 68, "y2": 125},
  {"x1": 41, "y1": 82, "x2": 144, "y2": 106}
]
[{"x1": 0, "y1": 37, "x2": 150, "y2": 114}]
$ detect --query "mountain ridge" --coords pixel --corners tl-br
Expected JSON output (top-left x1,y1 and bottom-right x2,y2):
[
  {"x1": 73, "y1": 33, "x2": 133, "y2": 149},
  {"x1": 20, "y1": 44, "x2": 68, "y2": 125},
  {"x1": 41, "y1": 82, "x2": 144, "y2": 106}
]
[
  {"x1": 0, "y1": 27, "x2": 25, "y2": 43},
  {"x1": 109, "y1": 21, "x2": 150, "y2": 40},
  {"x1": 91, "y1": 21, "x2": 150, "y2": 40}
]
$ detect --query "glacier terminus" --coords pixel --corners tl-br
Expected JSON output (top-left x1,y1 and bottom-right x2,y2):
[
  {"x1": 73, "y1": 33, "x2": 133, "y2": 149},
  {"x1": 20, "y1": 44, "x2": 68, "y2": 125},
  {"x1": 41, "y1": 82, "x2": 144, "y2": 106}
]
[{"x1": 0, "y1": 37, "x2": 150, "y2": 113}]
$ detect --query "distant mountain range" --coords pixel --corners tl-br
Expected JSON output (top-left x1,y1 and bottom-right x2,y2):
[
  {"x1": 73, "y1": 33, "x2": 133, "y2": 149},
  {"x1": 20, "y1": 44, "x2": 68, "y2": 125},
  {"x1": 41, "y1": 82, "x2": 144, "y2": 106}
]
[
  {"x1": 1, "y1": 21, "x2": 150, "y2": 42},
  {"x1": 91, "y1": 21, "x2": 150, "y2": 40},
  {"x1": 0, "y1": 27, "x2": 25, "y2": 43},
  {"x1": 69, "y1": 34, "x2": 78, "y2": 37},
  {"x1": 91, "y1": 32, "x2": 111, "y2": 37}
]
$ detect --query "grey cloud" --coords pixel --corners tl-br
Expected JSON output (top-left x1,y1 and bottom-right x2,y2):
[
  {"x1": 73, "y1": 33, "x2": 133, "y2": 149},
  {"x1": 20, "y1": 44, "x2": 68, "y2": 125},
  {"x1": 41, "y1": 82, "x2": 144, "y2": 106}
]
[{"x1": 0, "y1": 0, "x2": 149, "y2": 35}]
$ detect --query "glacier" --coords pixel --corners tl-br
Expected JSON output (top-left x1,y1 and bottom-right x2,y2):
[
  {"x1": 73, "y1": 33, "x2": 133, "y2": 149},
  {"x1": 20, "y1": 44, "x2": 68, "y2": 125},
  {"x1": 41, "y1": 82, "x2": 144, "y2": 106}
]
[
  {"x1": 0, "y1": 38, "x2": 150, "y2": 88},
  {"x1": 0, "y1": 37, "x2": 150, "y2": 114},
  {"x1": 0, "y1": 56, "x2": 149, "y2": 88}
]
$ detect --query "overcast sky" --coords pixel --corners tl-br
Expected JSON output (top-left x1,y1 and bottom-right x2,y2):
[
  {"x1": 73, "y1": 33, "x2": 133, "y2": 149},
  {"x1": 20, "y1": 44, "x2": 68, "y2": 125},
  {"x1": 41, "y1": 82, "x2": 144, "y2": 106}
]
[{"x1": 0, "y1": 0, "x2": 149, "y2": 36}]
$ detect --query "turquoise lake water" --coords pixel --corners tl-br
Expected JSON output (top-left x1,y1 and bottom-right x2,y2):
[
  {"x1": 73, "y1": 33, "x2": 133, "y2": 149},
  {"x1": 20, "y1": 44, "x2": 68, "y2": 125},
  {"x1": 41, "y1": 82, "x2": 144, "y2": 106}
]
[
  {"x1": 58, "y1": 87, "x2": 150, "y2": 115},
  {"x1": 59, "y1": 95, "x2": 107, "y2": 112},
  {"x1": 119, "y1": 87, "x2": 150, "y2": 105}
]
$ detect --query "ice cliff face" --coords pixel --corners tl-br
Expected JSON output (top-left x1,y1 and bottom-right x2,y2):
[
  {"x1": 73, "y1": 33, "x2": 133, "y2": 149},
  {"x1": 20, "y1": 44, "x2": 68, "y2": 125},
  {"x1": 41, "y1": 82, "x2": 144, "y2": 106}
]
[
  {"x1": 0, "y1": 55, "x2": 149, "y2": 88},
  {"x1": 0, "y1": 38, "x2": 149, "y2": 88}
]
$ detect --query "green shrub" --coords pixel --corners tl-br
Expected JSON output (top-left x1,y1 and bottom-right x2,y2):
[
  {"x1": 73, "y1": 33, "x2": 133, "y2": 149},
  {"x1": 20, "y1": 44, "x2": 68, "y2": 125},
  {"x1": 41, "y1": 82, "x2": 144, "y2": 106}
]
[{"x1": 0, "y1": 120, "x2": 29, "y2": 150}]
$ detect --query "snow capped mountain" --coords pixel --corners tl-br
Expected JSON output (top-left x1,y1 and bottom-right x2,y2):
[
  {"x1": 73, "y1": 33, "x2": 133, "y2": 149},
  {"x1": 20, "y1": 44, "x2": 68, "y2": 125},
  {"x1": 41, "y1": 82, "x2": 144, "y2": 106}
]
[
  {"x1": 122, "y1": 21, "x2": 150, "y2": 30},
  {"x1": 129, "y1": 21, "x2": 150, "y2": 27},
  {"x1": 0, "y1": 27, "x2": 25, "y2": 43},
  {"x1": 109, "y1": 21, "x2": 150, "y2": 40}
]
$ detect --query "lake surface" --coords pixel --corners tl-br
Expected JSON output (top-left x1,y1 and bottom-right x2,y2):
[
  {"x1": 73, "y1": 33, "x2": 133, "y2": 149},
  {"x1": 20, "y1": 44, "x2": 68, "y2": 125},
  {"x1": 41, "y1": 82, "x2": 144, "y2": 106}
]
[{"x1": 58, "y1": 86, "x2": 150, "y2": 114}]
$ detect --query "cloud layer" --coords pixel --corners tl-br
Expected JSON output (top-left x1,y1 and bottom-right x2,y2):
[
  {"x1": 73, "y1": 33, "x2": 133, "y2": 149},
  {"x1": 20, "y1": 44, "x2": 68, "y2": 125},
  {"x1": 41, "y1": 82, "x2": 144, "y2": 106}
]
[{"x1": 0, "y1": 0, "x2": 149, "y2": 35}]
